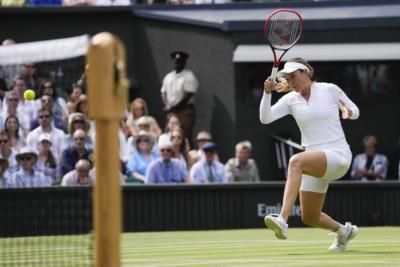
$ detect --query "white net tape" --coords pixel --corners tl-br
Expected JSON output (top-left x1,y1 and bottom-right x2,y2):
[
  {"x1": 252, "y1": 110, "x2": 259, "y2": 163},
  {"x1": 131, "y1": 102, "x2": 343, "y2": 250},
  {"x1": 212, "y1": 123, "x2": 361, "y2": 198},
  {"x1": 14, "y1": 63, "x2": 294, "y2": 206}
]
[{"x1": 0, "y1": 35, "x2": 90, "y2": 65}]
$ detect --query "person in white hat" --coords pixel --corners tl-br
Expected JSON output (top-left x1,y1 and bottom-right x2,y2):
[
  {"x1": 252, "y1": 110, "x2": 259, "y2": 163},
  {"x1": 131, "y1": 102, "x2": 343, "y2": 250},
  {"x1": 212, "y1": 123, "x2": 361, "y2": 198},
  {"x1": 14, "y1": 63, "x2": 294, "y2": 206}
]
[
  {"x1": 126, "y1": 130, "x2": 159, "y2": 183},
  {"x1": 10, "y1": 147, "x2": 52, "y2": 188},
  {"x1": 260, "y1": 58, "x2": 360, "y2": 251},
  {"x1": 35, "y1": 133, "x2": 60, "y2": 184}
]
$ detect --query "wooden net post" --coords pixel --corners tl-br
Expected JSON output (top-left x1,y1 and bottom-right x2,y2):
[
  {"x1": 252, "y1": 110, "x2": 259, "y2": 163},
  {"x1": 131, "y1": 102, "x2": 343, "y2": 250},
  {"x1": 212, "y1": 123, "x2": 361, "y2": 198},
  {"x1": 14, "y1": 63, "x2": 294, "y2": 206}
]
[{"x1": 87, "y1": 32, "x2": 128, "y2": 267}]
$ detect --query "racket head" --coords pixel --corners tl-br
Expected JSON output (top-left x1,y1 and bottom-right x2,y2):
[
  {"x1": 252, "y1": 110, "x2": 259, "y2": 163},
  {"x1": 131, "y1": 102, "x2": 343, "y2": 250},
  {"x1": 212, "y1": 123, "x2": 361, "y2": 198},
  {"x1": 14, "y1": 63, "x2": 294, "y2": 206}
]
[{"x1": 264, "y1": 9, "x2": 303, "y2": 52}]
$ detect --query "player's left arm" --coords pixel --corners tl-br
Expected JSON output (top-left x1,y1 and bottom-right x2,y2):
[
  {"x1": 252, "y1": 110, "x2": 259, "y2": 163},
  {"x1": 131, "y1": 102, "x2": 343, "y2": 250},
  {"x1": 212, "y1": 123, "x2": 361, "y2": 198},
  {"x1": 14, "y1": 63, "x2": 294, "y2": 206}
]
[{"x1": 335, "y1": 86, "x2": 359, "y2": 120}]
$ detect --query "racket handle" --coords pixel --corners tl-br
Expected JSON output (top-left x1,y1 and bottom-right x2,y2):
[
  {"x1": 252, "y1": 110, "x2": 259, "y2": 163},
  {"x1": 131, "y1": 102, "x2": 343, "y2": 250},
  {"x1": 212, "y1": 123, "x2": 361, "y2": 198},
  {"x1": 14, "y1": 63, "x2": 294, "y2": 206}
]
[{"x1": 271, "y1": 66, "x2": 278, "y2": 80}]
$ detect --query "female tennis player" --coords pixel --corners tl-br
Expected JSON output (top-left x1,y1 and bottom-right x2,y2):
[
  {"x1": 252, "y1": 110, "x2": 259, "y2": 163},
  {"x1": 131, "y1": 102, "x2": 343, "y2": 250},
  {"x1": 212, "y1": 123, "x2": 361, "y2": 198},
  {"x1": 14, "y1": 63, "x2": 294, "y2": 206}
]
[{"x1": 260, "y1": 58, "x2": 359, "y2": 251}]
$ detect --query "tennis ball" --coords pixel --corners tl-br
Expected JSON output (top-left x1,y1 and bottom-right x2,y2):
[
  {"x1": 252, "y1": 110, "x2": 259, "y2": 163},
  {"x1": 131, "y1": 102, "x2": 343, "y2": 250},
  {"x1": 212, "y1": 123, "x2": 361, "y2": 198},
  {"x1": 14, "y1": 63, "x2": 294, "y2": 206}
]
[{"x1": 23, "y1": 89, "x2": 36, "y2": 101}]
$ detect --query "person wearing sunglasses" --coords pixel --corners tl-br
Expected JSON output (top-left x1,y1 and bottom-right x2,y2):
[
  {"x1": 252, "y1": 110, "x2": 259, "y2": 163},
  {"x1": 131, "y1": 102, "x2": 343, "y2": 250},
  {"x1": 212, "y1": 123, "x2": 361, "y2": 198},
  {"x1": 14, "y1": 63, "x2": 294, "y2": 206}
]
[
  {"x1": 26, "y1": 107, "x2": 66, "y2": 161},
  {"x1": 190, "y1": 142, "x2": 227, "y2": 184},
  {"x1": 126, "y1": 130, "x2": 159, "y2": 183},
  {"x1": 145, "y1": 139, "x2": 190, "y2": 184},
  {"x1": 10, "y1": 147, "x2": 51, "y2": 188}
]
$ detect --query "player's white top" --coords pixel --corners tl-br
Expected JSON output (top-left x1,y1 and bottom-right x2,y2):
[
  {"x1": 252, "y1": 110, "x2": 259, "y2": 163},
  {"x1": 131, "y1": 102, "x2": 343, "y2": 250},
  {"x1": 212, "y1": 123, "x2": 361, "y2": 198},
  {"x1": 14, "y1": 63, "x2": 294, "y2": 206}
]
[{"x1": 259, "y1": 82, "x2": 359, "y2": 147}]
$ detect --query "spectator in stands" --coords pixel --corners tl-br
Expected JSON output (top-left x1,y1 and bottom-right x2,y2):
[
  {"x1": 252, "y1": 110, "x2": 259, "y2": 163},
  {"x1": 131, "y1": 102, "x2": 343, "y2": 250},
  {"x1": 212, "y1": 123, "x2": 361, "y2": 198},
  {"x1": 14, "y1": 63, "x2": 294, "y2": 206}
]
[
  {"x1": 30, "y1": 0, "x2": 62, "y2": 6},
  {"x1": 10, "y1": 147, "x2": 52, "y2": 188},
  {"x1": 1, "y1": 91, "x2": 31, "y2": 136},
  {"x1": 65, "y1": 112, "x2": 93, "y2": 150},
  {"x1": 126, "y1": 98, "x2": 161, "y2": 138},
  {"x1": 35, "y1": 133, "x2": 60, "y2": 184},
  {"x1": 67, "y1": 83, "x2": 83, "y2": 114},
  {"x1": 351, "y1": 135, "x2": 389, "y2": 181},
  {"x1": 193, "y1": 0, "x2": 231, "y2": 3},
  {"x1": 74, "y1": 94, "x2": 94, "y2": 136},
  {"x1": 161, "y1": 51, "x2": 199, "y2": 143},
  {"x1": 20, "y1": 63, "x2": 43, "y2": 93},
  {"x1": 170, "y1": 127, "x2": 189, "y2": 170},
  {"x1": 145, "y1": 139, "x2": 189, "y2": 184},
  {"x1": 61, "y1": 159, "x2": 94, "y2": 186},
  {"x1": 4, "y1": 115, "x2": 25, "y2": 151},
  {"x1": 0, "y1": 158, "x2": 10, "y2": 188},
  {"x1": 190, "y1": 142, "x2": 227, "y2": 184},
  {"x1": 126, "y1": 130, "x2": 159, "y2": 183},
  {"x1": 188, "y1": 130, "x2": 213, "y2": 167},
  {"x1": 0, "y1": 130, "x2": 18, "y2": 175},
  {"x1": 158, "y1": 113, "x2": 181, "y2": 145},
  {"x1": 75, "y1": 94, "x2": 88, "y2": 117},
  {"x1": 26, "y1": 108, "x2": 66, "y2": 161},
  {"x1": 30, "y1": 95, "x2": 66, "y2": 131},
  {"x1": 60, "y1": 129, "x2": 92, "y2": 176},
  {"x1": 9, "y1": 76, "x2": 37, "y2": 123},
  {"x1": 36, "y1": 80, "x2": 68, "y2": 120},
  {"x1": 225, "y1": 140, "x2": 260, "y2": 182}
]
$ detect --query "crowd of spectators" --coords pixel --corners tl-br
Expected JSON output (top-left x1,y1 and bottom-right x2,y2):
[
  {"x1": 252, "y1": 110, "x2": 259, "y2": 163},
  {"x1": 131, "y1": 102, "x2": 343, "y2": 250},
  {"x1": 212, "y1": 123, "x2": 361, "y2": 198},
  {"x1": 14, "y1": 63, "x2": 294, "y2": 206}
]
[
  {"x1": 0, "y1": 46, "x2": 263, "y2": 187},
  {"x1": 0, "y1": 41, "x2": 398, "y2": 188},
  {"x1": 0, "y1": 0, "x2": 235, "y2": 6}
]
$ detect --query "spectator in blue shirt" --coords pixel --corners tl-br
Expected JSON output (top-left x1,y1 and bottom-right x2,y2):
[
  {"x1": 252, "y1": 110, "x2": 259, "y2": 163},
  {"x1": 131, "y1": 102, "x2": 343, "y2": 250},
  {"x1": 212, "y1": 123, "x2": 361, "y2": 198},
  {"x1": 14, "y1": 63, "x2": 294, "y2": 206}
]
[
  {"x1": 126, "y1": 130, "x2": 159, "y2": 183},
  {"x1": 145, "y1": 139, "x2": 189, "y2": 184},
  {"x1": 60, "y1": 129, "x2": 92, "y2": 176},
  {"x1": 190, "y1": 142, "x2": 228, "y2": 184}
]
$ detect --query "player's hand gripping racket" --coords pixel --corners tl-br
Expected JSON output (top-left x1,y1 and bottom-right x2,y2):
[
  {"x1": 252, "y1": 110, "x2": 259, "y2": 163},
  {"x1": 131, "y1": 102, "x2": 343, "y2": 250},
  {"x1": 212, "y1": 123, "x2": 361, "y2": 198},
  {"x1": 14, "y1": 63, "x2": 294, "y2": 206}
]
[{"x1": 264, "y1": 9, "x2": 303, "y2": 80}]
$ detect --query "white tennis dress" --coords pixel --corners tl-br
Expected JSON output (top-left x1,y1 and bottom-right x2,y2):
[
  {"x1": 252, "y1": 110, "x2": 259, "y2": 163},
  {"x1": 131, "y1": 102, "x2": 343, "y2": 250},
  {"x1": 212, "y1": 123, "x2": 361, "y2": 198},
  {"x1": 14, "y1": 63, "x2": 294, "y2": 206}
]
[{"x1": 259, "y1": 82, "x2": 360, "y2": 192}]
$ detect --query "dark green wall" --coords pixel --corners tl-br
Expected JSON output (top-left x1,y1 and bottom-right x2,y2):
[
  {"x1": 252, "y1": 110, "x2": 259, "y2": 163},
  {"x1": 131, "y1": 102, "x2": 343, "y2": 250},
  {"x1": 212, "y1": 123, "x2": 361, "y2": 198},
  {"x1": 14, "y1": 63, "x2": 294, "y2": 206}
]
[{"x1": 132, "y1": 17, "x2": 236, "y2": 160}]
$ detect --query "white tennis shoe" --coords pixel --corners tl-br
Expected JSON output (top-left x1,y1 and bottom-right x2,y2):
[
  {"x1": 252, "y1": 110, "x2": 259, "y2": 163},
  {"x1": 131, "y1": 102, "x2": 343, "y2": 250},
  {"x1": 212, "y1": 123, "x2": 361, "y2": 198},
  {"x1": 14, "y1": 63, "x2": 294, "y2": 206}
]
[
  {"x1": 264, "y1": 214, "x2": 288, "y2": 240},
  {"x1": 329, "y1": 222, "x2": 358, "y2": 252}
]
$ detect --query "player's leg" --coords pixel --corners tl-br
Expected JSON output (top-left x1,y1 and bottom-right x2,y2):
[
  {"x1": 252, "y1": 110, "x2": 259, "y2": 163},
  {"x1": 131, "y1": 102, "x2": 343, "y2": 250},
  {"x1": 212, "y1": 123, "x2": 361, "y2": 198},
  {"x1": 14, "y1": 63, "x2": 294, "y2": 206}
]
[
  {"x1": 300, "y1": 190, "x2": 340, "y2": 231},
  {"x1": 280, "y1": 150, "x2": 327, "y2": 221},
  {"x1": 299, "y1": 148, "x2": 358, "y2": 251},
  {"x1": 264, "y1": 150, "x2": 326, "y2": 239}
]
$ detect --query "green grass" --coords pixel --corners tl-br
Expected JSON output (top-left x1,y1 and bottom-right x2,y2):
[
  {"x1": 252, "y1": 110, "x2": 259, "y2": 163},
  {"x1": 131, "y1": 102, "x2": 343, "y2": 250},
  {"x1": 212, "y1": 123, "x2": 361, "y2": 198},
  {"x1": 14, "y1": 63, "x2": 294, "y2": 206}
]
[
  {"x1": 122, "y1": 227, "x2": 400, "y2": 267},
  {"x1": 1, "y1": 227, "x2": 399, "y2": 267}
]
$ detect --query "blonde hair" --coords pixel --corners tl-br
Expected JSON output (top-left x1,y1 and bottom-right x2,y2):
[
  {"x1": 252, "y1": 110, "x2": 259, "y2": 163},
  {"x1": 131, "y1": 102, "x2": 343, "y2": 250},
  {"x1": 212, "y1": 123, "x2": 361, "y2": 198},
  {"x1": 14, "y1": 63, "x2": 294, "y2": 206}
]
[
  {"x1": 363, "y1": 135, "x2": 377, "y2": 147},
  {"x1": 130, "y1": 98, "x2": 149, "y2": 119}
]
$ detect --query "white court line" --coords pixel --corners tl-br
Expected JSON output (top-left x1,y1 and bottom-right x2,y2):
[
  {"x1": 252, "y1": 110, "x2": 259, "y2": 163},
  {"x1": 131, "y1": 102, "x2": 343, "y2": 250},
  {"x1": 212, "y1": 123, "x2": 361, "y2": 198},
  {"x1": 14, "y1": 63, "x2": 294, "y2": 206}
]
[
  {"x1": 121, "y1": 239, "x2": 400, "y2": 251},
  {"x1": 122, "y1": 258, "x2": 400, "y2": 267}
]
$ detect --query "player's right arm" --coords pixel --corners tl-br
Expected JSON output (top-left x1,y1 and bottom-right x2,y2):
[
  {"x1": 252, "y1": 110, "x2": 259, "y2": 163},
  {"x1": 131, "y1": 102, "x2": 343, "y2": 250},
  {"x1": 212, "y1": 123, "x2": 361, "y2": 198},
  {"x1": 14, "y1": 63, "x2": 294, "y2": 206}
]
[{"x1": 259, "y1": 77, "x2": 290, "y2": 124}]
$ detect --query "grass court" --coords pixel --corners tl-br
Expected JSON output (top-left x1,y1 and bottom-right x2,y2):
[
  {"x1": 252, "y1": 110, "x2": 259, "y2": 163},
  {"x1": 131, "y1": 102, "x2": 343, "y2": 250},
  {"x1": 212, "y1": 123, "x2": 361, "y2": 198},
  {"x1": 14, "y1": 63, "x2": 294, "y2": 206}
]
[{"x1": 1, "y1": 227, "x2": 399, "y2": 266}]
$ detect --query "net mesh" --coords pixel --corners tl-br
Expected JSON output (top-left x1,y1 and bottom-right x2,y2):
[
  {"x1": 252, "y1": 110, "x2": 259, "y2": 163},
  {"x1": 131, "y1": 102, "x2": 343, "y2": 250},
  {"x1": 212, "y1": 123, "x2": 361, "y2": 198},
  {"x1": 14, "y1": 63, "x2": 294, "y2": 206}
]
[
  {"x1": 265, "y1": 10, "x2": 302, "y2": 50},
  {"x1": 0, "y1": 36, "x2": 92, "y2": 267},
  {"x1": 0, "y1": 188, "x2": 93, "y2": 267},
  {"x1": 0, "y1": 35, "x2": 89, "y2": 98}
]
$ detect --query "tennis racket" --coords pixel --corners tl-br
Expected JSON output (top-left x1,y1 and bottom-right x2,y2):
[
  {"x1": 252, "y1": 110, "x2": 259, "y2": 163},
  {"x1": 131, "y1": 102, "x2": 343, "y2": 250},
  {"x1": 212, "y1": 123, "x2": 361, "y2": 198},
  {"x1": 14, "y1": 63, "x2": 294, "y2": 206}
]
[{"x1": 264, "y1": 9, "x2": 303, "y2": 80}]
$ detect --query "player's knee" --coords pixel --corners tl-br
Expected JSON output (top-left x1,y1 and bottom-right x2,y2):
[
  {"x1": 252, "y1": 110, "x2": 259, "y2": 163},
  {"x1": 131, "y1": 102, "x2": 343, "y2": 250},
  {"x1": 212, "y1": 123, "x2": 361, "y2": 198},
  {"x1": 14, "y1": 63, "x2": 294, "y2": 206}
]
[
  {"x1": 301, "y1": 213, "x2": 319, "y2": 226},
  {"x1": 288, "y1": 154, "x2": 302, "y2": 171}
]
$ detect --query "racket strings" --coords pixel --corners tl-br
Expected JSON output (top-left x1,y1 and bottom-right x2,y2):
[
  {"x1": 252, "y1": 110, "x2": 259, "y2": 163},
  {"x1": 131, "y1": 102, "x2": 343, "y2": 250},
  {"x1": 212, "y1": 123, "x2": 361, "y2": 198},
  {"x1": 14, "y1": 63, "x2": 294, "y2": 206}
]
[{"x1": 267, "y1": 14, "x2": 302, "y2": 50}]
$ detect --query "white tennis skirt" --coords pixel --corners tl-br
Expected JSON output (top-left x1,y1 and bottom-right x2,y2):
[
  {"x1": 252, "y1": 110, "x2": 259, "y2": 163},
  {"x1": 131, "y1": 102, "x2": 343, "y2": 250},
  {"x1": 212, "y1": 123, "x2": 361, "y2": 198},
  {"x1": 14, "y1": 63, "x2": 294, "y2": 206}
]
[{"x1": 300, "y1": 138, "x2": 352, "y2": 193}]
